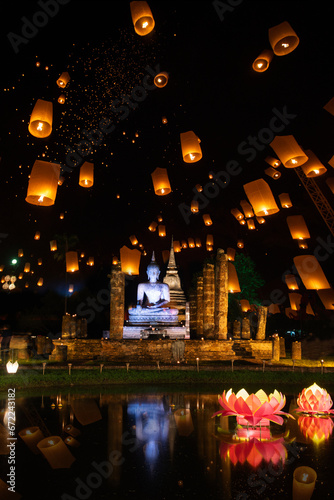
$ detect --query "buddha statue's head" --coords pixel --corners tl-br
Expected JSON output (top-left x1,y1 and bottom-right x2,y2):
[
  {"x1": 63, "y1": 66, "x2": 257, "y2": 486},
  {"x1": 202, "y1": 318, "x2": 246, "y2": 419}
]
[{"x1": 146, "y1": 252, "x2": 160, "y2": 283}]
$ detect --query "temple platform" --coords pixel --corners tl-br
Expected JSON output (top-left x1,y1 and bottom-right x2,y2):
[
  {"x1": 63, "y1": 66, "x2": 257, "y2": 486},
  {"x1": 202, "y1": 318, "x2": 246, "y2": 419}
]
[{"x1": 123, "y1": 325, "x2": 190, "y2": 340}]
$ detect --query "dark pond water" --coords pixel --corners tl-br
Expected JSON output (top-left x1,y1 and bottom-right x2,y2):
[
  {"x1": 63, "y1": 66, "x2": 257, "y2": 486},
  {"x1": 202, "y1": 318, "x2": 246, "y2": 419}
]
[{"x1": 0, "y1": 385, "x2": 333, "y2": 500}]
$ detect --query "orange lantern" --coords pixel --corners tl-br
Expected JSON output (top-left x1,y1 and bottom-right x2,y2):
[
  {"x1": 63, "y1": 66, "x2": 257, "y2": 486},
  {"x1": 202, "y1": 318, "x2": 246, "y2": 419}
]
[
  {"x1": 279, "y1": 193, "x2": 292, "y2": 208},
  {"x1": 289, "y1": 292, "x2": 302, "y2": 311},
  {"x1": 293, "y1": 255, "x2": 331, "y2": 290},
  {"x1": 181, "y1": 240, "x2": 188, "y2": 249},
  {"x1": 173, "y1": 240, "x2": 182, "y2": 253},
  {"x1": 265, "y1": 156, "x2": 281, "y2": 168},
  {"x1": 180, "y1": 131, "x2": 202, "y2": 163},
  {"x1": 268, "y1": 303, "x2": 280, "y2": 314},
  {"x1": 195, "y1": 238, "x2": 202, "y2": 248},
  {"x1": 270, "y1": 135, "x2": 308, "y2": 167},
  {"x1": 228, "y1": 262, "x2": 241, "y2": 293},
  {"x1": 130, "y1": 1, "x2": 155, "y2": 36},
  {"x1": 151, "y1": 167, "x2": 171, "y2": 195},
  {"x1": 162, "y1": 116, "x2": 168, "y2": 124},
  {"x1": 243, "y1": 179, "x2": 279, "y2": 216},
  {"x1": 24, "y1": 263, "x2": 30, "y2": 273},
  {"x1": 68, "y1": 284, "x2": 74, "y2": 293},
  {"x1": 206, "y1": 234, "x2": 214, "y2": 247},
  {"x1": 158, "y1": 225, "x2": 166, "y2": 237},
  {"x1": 34, "y1": 231, "x2": 40, "y2": 240},
  {"x1": 252, "y1": 49, "x2": 273, "y2": 72},
  {"x1": 87, "y1": 257, "x2": 94, "y2": 267},
  {"x1": 256, "y1": 216, "x2": 266, "y2": 224},
  {"x1": 37, "y1": 436, "x2": 75, "y2": 469},
  {"x1": 301, "y1": 150, "x2": 327, "y2": 177},
  {"x1": 231, "y1": 208, "x2": 244, "y2": 221},
  {"x1": 56, "y1": 72, "x2": 70, "y2": 88},
  {"x1": 191, "y1": 200, "x2": 199, "y2": 213},
  {"x1": 264, "y1": 167, "x2": 281, "y2": 179},
  {"x1": 79, "y1": 162, "x2": 94, "y2": 188},
  {"x1": 26, "y1": 160, "x2": 60, "y2": 206},
  {"x1": 59, "y1": 213, "x2": 64, "y2": 219},
  {"x1": 19, "y1": 426, "x2": 44, "y2": 454},
  {"x1": 129, "y1": 235, "x2": 138, "y2": 246},
  {"x1": 58, "y1": 94, "x2": 66, "y2": 104},
  {"x1": 240, "y1": 200, "x2": 254, "y2": 218},
  {"x1": 38, "y1": 259, "x2": 42, "y2": 266},
  {"x1": 28, "y1": 99, "x2": 53, "y2": 138},
  {"x1": 188, "y1": 237, "x2": 195, "y2": 248},
  {"x1": 317, "y1": 288, "x2": 334, "y2": 310},
  {"x1": 154, "y1": 72, "x2": 169, "y2": 88},
  {"x1": 66, "y1": 251, "x2": 79, "y2": 273},
  {"x1": 286, "y1": 215, "x2": 310, "y2": 240},
  {"x1": 203, "y1": 214, "x2": 212, "y2": 226},
  {"x1": 120, "y1": 245, "x2": 141, "y2": 275},
  {"x1": 18, "y1": 249, "x2": 24, "y2": 258},
  {"x1": 195, "y1": 184, "x2": 203, "y2": 192},
  {"x1": 247, "y1": 219, "x2": 256, "y2": 230},
  {"x1": 285, "y1": 274, "x2": 299, "y2": 290},
  {"x1": 50, "y1": 240, "x2": 57, "y2": 252},
  {"x1": 298, "y1": 241, "x2": 308, "y2": 249},
  {"x1": 268, "y1": 21, "x2": 299, "y2": 56},
  {"x1": 240, "y1": 299, "x2": 251, "y2": 312},
  {"x1": 18, "y1": 273, "x2": 23, "y2": 279},
  {"x1": 237, "y1": 239, "x2": 244, "y2": 249},
  {"x1": 226, "y1": 247, "x2": 235, "y2": 261},
  {"x1": 37, "y1": 278, "x2": 43, "y2": 287},
  {"x1": 148, "y1": 221, "x2": 158, "y2": 232}
]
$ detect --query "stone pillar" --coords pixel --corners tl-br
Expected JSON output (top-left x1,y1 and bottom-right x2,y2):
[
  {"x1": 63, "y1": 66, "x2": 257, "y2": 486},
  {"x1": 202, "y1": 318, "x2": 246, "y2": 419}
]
[
  {"x1": 215, "y1": 249, "x2": 228, "y2": 340},
  {"x1": 203, "y1": 262, "x2": 215, "y2": 338},
  {"x1": 292, "y1": 341, "x2": 302, "y2": 360},
  {"x1": 196, "y1": 276, "x2": 204, "y2": 337},
  {"x1": 109, "y1": 262, "x2": 125, "y2": 340},
  {"x1": 279, "y1": 337, "x2": 286, "y2": 357},
  {"x1": 233, "y1": 320, "x2": 241, "y2": 339},
  {"x1": 62, "y1": 314, "x2": 76, "y2": 339},
  {"x1": 272, "y1": 334, "x2": 280, "y2": 361},
  {"x1": 241, "y1": 318, "x2": 251, "y2": 339},
  {"x1": 255, "y1": 306, "x2": 268, "y2": 340},
  {"x1": 189, "y1": 289, "x2": 197, "y2": 334}
]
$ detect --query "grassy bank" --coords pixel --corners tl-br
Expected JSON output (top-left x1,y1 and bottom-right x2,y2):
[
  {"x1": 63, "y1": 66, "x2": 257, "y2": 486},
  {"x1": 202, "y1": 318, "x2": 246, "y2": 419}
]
[{"x1": 1, "y1": 366, "x2": 334, "y2": 391}]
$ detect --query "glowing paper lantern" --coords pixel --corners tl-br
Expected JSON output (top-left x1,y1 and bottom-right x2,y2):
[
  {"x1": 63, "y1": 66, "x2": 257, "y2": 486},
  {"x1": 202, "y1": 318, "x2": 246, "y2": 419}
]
[
  {"x1": 219, "y1": 436, "x2": 286, "y2": 468},
  {"x1": 24, "y1": 263, "x2": 30, "y2": 273},
  {"x1": 18, "y1": 249, "x2": 23, "y2": 258},
  {"x1": 293, "y1": 466, "x2": 316, "y2": 500},
  {"x1": 28, "y1": 99, "x2": 53, "y2": 138},
  {"x1": 151, "y1": 167, "x2": 171, "y2": 195},
  {"x1": 79, "y1": 162, "x2": 94, "y2": 188},
  {"x1": 56, "y1": 72, "x2": 70, "y2": 88},
  {"x1": 154, "y1": 72, "x2": 169, "y2": 88},
  {"x1": 130, "y1": 1, "x2": 155, "y2": 35},
  {"x1": 268, "y1": 21, "x2": 299, "y2": 56},
  {"x1": 237, "y1": 239, "x2": 244, "y2": 249},
  {"x1": 64, "y1": 424, "x2": 81, "y2": 437},
  {"x1": 296, "y1": 383, "x2": 334, "y2": 415},
  {"x1": 180, "y1": 131, "x2": 202, "y2": 163},
  {"x1": 298, "y1": 241, "x2": 308, "y2": 249},
  {"x1": 243, "y1": 179, "x2": 279, "y2": 216},
  {"x1": 34, "y1": 231, "x2": 40, "y2": 240},
  {"x1": 18, "y1": 273, "x2": 23, "y2": 280},
  {"x1": 66, "y1": 251, "x2": 79, "y2": 273},
  {"x1": 195, "y1": 184, "x2": 203, "y2": 192},
  {"x1": 202, "y1": 214, "x2": 212, "y2": 226},
  {"x1": 158, "y1": 225, "x2": 166, "y2": 237},
  {"x1": 285, "y1": 274, "x2": 299, "y2": 290},
  {"x1": 71, "y1": 398, "x2": 102, "y2": 425},
  {"x1": 231, "y1": 208, "x2": 244, "y2": 221},
  {"x1": 58, "y1": 94, "x2": 66, "y2": 104},
  {"x1": 317, "y1": 288, "x2": 334, "y2": 310},
  {"x1": 206, "y1": 234, "x2": 214, "y2": 247},
  {"x1": 191, "y1": 200, "x2": 199, "y2": 213},
  {"x1": 240, "y1": 299, "x2": 251, "y2": 312},
  {"x1": 195, "y1": 238, "x2": 201, "y2": 248},
  {"x1": 252, "y1": 49, "x2": 273, "y2": 72},
  {"x1": 50, "y1": 240, "x2": 57, "y2": 252},
  {"x1": 240, "y1": 200, "x2": 254, "y2": 218},
  {"x1": 279, "y1": 193, "x2": 292, "y2": 208},
  {"x1": 212, "y1": 388, "x2": 292, "y2": 426},
  {"x1": 25, "y1": 160, "x2": 60, "y2": 206},
  {"x1": 265, "y1": 156, "x2": 281, "y2": 168},
  {"x1": 173, "y1": 240, "x2": 181, "y2": 253},
  {"x1": 181, "y1": 240, "x2": 188, "y2": 249},
  {"x1": 247, "y1": 219, "x2": 255, "y2": 230},
  {"x1": 162, "y1": 116, "x2": 168, "y2": 124},
  {"x1": 226, "y1": 248, "x2": 235, "y2": 261},
  {"x1": 256, "y1": 216, "x2": 266, "y2": 224},
  {"x1": 301, "y1": 150, "x2": 327, "y2": 177},
  {"x1": 37, "y1": 436, "x2": 75, "y2": 469},
  {"x1": 19, "y1": 427, "x2": 44, "y2": 454},
  {"x1": 268, "y1": 303, "x2": 280, "y2": 314},
  {"x1": 264, "y1": 167, "x2": 281, "y2": 179},
  {"x1": 188, "y1": 238, "x2": 195, "y2": 248},
  {"x1": 289, "y1": 292, "x2": 302, "y2": 311},
  {"x1": 129, "y1": 235, "x2": 138, "y2": 246},
  {"x1": 59, "y1": 213, "x2": 64, "y2": 219},
  {"x1": 293, "y1": 255, "x2": 330, "y2": 290},
  {"x1": 120, "y1": 245, "x2": 141, "y2": 275},
  {"x1": 148, "y1": 221, "x2": 158, "y2": 232},
  {"x1": 228, "y1": 262, "x2": 241, "y2": 293},
  {"x1": 287, "y1": 215, "x2": 310, "y2": 240},
  {"x1": 270, "y1": 135, "x2": 308, "y2": 167},
  {"x1": 37, "y1": 278, "x2": 43, "y2": 287},
  {"x1": 68, "y1": 284, "x2": 74, "y2": 293},
  {"x1": 87, "y1": 257, "x2": 94, "y2": 267},
  {"x1": 298, "y1": 416, "x2": 334, "y2": 445}
]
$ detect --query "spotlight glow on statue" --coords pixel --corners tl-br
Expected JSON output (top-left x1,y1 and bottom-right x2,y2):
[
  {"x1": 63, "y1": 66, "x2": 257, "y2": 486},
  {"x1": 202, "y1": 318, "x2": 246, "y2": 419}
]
[{"x1": 128, "y1": 252, "x2": 179, "y2": 324}]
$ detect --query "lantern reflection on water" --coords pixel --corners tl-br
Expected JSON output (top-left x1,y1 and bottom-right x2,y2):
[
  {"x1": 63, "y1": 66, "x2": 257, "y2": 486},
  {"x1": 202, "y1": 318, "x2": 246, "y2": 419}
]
[
  {"x1": 298, "y1": 416, "x2": 334, "y2": 445},
  {"x1": 37, "y1": 436, "x2": 75, "y2": 469}
]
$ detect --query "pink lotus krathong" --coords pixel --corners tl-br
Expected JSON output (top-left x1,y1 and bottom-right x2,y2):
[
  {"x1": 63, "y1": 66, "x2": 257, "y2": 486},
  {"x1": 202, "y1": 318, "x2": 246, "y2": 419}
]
[
  {"x1": 212, "y1": 389, "x2": 294, "y2": 426},
  {"x1": 296, "y1": 383, "x2": 334, "y2": 415}
]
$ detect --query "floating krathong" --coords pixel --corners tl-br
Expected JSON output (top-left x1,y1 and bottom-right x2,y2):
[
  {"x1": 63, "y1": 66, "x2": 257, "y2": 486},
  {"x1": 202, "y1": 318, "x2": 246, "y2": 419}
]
[{"x1": 296, "y1": 383, "x2": 334, "y2": 415}]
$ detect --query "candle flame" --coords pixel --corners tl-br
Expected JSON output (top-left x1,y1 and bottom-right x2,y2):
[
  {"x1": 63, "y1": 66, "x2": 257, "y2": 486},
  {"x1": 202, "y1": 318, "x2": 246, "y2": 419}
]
[
  {"x1": 37, "y1": 122, "x2": 44, "y2": 131},
  {"x1": 302, "y1": 473, "x2": 309, "y2": 482},
  {"x1": 142, "y1": 21, "x2": 148, "y2": 28},
  {"x1": 189, "y1": 153, "x2": 196, "y2": 161},
  {"x1": 282, "y1": 42, "x2": 290, "y2": 48},
  {"x1": 38, "y1": 195, "x2": 44, "y2": 203}
]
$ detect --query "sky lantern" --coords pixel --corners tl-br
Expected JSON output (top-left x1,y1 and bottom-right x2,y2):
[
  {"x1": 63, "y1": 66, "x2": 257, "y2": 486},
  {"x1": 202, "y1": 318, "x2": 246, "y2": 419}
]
[
  {"x1": 287, "y1": 215, "x2": 310, "y2": 240},
  {"x1": 158, "y1": 225, "x2": 166, "y2": 237},
  {"x1": 151, "y1": 167, "x2": 171, "y2": 195},
  {"x1": 60, "y1": 213, "x2": 64, "y2": 220},
  {"x1": 34, "y1": 231, "x2": 40, "y2": 240},
  {"x1": 28, "y1": 99, "x2": 53, "y2": 138},
  {"x1": 264, "y1": 166, "x2": 281, "y2": 179},
  {"x1": 56, "y1": 72, "x2": 70, "y2": 88},
  {"x1": 279, "y1": 193, "x2": 292, "y2": 208},
  {"x1": 324, "y1": 97, "x2": 334, "y2": 116},
  {"x1": 293, "y1": 255, "x2": 331, "y2": 290},
  {"x1": 129, "y1": 235, "x2": 138, "y2": 246},
  {"x1": 268, "y1": 303, "x2": 280, "y2": 314},
  {"x1": 79, "y1": 162, "x2": 94, "y2": 188},
  {"x1": 268, "y1": 21, "x2": 299, "y2": 55},
  {"x1": 188, "y1": 237, "x2": 195, "y2": 248},
  {"x1": 298, "y1": 241, "x2": 308, "y2": 249},
  {"x1": 317, "y1": 288, "x2": 334, "y2": 310},
  {"x1": 206, "y1": 234, "x2": 214, "y2": 247},
  {"x1": 120, "y1": 245, "x2": 141, "y2": 275},
  {"x1": 148, "y1": 221, "x2": 158, "y2": 232},
  {"x1": 301, "y1": 150, "x2": 327, "y2": 177},
  {"x1": 58, "y1": 94, "x2": 66, "y2": 104},
  {"x1": 202, "y1": 214, "x2": 212, "y2": 226},
  {"x1": 256, "y1": 216, "x2": 266, "y2": 224},
  {"x1": 243, "y1": 179, "x2": 279, "y2": 217},
  {"x1": 87, "y1": 257, "x2": 94, "y2": 266},
  {"x1": 270, "y1": 135, "x2": 308, "y2": 167},
  {"x1": 18, "y1": 249, "x2": 24, "y2": 258},
  {"x1": 195, "y1": 184, "x2": 203, "y2": 192},
  {"x1": 173, "y1": 240, "x2": 181, "y2": 253},
  {"x1": 237, "y1": 239, "x2": 244, "y2": 249},
  {"x1": 240, "y1": 200, "x2": 254, "y2": 218},
  {"x1": 37, "y1": 278, "x2": 43, "y2": 287},
  {"x1": 226, "y1": 247, "x2": 235, "y2": 261},
  {"x1": 285, "y1": 274, "x2": 299, "y2": 290},
  {"x1": 252, "y1": 49, "x2": 273, "y2": 72},
  {"x1": 289, "y1": 292, "x2": 302, "y2": 311},
  {"x1": 240, "y1": 299, "x2": 251, "y2": 312},
  {"x1": 154, "y1": 72, "x2": 169, "y2": 88},
  {"x1": 24, "y1": 263, "x2": 30, "y2": 273},
  {"x1": 18, "y1": 273, "x2": 23, "y2": 280},
  {"x1": 181, "y1": 240, "x2": 188, "y2": 249},
  {"x1": 265, "y1": 156, "x2": 281, "y2": 168},
  {"x1": 66, "y1": 251, "x2": 79, "y2": 273},
  {"x1": 162, "y1": 116, "x2": 168, "y2": 124},
  {"x1": 195, "y1": 238, "x2": 201, "y2": 248},
  {"x1": 326, "y1": 178, "x2": 334, "y2": 195},
  {"x1": 180, "y1": 131, "x2": 202, "y2": 163},
  {"x1": 26, "y1": 160, "x2": 60, "y2": 206},
  {"x1": 247, "y1": 219, "x2": 256, "y2": 230},
  {"x1": 191, "y1": 200, "x2": 199, "y2": 213},
  {"x1": 38, "y1": 258, "x2": 42, "y2": 266},
  {"x1": 231, "y1": 208, "x2": 244, "y2": 221},
  {"x1": 50, "y1": 240, "x2": 57, "y2": 252},
  {"x1": 130, "y1": 1, "x2": 155, "y2": 36},
  {"x1": 228, "y1": 262, "x2": 241, "y2": 293}
]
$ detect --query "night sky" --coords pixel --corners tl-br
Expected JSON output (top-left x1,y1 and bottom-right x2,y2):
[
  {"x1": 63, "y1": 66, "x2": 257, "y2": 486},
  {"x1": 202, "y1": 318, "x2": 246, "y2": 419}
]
[{"x1": 1, "y1": 0, "x2": 334, "y2": 306}]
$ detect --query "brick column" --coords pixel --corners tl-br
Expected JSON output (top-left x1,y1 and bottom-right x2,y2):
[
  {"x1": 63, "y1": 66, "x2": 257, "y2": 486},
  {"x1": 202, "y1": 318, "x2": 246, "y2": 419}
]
[
  {"x1": 196, "y1": 276, "x2": 204, "y2": 337},
  {"x1": 203, "y1": 262, "x2": 215, "y2": 338},
  {"x1": 109, "y1": 262, "x2": 125, "y2": 340},
  {"x1": 215, "y1": 249, "x2": 228, "y2": 340},
  {"x1": 255, "y1": 306, "x2": 268, "y2": 340}
]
